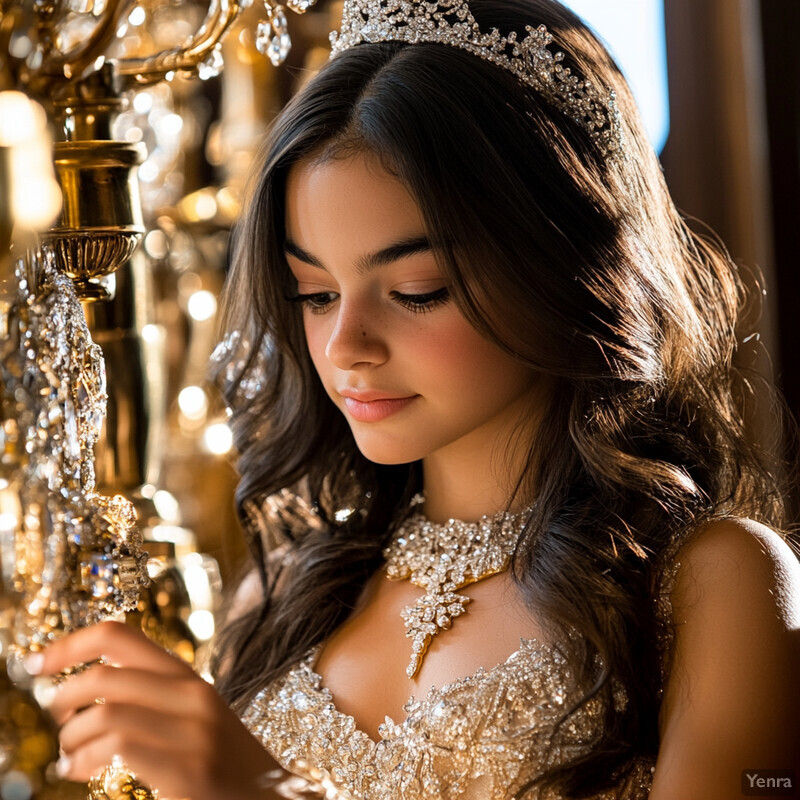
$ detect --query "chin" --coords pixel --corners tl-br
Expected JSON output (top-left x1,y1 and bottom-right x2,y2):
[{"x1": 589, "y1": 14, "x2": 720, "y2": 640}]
[{"x1": 350, "y1": 431, "x2": 426, "y2": 466}]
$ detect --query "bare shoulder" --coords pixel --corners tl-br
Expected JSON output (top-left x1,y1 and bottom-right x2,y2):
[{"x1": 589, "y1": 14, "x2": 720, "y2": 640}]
[
  {"x1": 670, "y1": 517, "x2": 800, "y2": 629},
  {"x1": 651, "y1": 518, "x2": 800, "y2": 800}
]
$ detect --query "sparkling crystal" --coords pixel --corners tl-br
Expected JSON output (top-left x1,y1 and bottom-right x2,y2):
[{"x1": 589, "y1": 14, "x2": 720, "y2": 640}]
[
  {"x1": 241, "y1": 633, "x2": 656, "y2": 799},
  {"x1": 1, "y1": 248, "x2": 147, "y2": 647},
  {"x1": 81, "y1": 552, "x2": 114, "y2": 598},
  {"x1": 62, "y1": 398, "x2": 80, "y2": 461},
  {"x1": 256, "y1": 5, "x2": 292, "y2": 67},
  {"x1": 197, "y1": 45, "x2": 224, "y2": 80}
]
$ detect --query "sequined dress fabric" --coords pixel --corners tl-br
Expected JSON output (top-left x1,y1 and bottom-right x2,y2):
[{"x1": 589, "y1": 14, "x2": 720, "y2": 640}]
[{"x1": 241, "y1": 635, "x2": 657, "y2": 799}]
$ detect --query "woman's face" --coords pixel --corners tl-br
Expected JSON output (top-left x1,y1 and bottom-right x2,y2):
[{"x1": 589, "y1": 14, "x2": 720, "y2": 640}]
[{"x1": 284, "y1": 152, "x2": 537, "y2": 468}]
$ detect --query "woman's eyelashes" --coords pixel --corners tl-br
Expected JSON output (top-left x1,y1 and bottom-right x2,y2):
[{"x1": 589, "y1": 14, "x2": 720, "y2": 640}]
[
  {"x1": 286, "y1": 291, "x2": 338, "y2": 314},
  {"x1": 390, "y1": 286, "x2": 450, "y2": 312},
  {"x1": 286, "y1": 286, "x2": 451, "y2": 314}
]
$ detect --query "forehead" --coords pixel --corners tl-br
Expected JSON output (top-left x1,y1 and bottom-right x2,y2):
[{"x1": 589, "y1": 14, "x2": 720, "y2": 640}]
[{"x1": 284, "y1": 152, "x2": 428, "y2": 256}]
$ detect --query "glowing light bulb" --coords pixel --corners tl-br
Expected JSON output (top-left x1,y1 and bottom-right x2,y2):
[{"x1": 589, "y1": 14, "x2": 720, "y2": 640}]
[
  {"x1": 203, "y1": 423, "x2": 232, "y2": 455},
  {"x1": 128, "y1": 6, "x2": 146, "y2": 26},
  {"x1": 187, "y1": 290, "x2": 217, "y2": 322},
  {"x1": 178, "y1": 386, "x2": 208, "y2": 421},
  {"x1": 133, "y1": 92, "x2": 153, "y2": 114},
  {"x1": 183, "y1": 562, "x2": 212, "y2": 608},
  {"x1": 188, "y1": 609, "x2": 215, "y2": 641},
  {"x1": 0, "y1": 512, "x2": 18, "y2": 532},
  {"x1": 0, "y1": 92, "x2": 62, "y2": 230},
  {"x1": 153, "y1": 490, "x2": 180, "y2": 524}
]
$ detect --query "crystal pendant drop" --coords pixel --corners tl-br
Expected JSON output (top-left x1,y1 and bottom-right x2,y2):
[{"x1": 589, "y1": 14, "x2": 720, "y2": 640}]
[
  {"x1": 197, "y1": 45, "x2": 224, "y2": 80},
  {"x1": 286, "y1": 0, "x2": 317, "y2": 12},
  {"x1": 256, "y1": 4, "x2": 291, "y2": 67},
  {"x1": 384, "y1": 504, "x2": 531, "y2": 678}
]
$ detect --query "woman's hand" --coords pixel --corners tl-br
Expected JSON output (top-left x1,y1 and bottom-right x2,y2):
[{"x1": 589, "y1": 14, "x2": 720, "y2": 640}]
[{"x1": 28, "y1": 620, "x2": 282, "y2": 800}]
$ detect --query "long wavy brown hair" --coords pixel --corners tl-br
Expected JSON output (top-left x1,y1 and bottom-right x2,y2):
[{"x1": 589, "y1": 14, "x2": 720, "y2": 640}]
[{"x1": 210, "y1": 0, "x2": 789, "y2": 794}]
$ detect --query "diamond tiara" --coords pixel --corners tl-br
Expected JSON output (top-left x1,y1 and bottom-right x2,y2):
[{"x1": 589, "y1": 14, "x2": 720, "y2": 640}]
[{"x1": 329, "y1": 0, "x2": 624, "y2": 158}]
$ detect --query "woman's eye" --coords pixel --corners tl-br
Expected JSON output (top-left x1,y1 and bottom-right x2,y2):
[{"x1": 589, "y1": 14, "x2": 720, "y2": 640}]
[
  {"x1": 391, "y1": 287, "x2": 450, "y2": 312},
  {"x1": 286, "y1": 291, "x2": 338, "y2": 314}
]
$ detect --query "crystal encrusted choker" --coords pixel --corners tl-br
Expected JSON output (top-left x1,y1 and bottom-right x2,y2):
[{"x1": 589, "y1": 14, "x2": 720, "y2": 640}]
[{"x1": 383, "y1": 498, "x2": 532, "y2": 678}]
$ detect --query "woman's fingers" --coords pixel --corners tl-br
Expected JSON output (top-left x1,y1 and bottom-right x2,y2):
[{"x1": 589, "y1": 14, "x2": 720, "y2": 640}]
[
  {"x1": 56, "y1": 700, "x2": 280, "y2": 800},
  {"x1": 58, "y1": 702, "x2": 199, "y2": 770},
  {"x1": 30, "y1": 620, "x2": 189, "y2": 678},
  {"x1": 57, "y1": 722, "x2": 202, "y2": 792},
  {"x1": 27, "y1": 624, "x2": 285, "y2": 800},
  {"x1": 46, "y1": 664, "x2": 212, "y2": 725}
]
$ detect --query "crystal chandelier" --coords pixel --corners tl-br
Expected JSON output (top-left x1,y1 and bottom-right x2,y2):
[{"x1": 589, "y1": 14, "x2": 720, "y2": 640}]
[{"x1": 0, "y1": 89, "x2": 149, "y2": 800}]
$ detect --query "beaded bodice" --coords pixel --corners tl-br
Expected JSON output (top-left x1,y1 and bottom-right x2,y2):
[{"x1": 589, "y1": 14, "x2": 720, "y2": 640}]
[{"x1": 241, "y1": 637, "x2": 656, "y2": 799}]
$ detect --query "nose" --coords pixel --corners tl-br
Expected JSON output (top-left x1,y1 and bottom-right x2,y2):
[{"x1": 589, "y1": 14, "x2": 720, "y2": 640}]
[{"x1": 324, "y1": 299, "x2": 388, "y2": 370}]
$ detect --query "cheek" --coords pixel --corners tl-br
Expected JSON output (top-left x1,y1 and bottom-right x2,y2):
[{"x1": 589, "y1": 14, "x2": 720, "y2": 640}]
[
  {"x1": 417, "y1": 316, "x2": 516, "y2": 386},
  {"x1": 413, "y1": 311, "x2": 475, "y2": 359}
]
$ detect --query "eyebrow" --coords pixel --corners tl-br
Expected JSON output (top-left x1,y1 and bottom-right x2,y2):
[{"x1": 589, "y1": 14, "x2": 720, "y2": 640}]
[{"x1": 284, "y1": 235, "x2": 434, "y2": 274}]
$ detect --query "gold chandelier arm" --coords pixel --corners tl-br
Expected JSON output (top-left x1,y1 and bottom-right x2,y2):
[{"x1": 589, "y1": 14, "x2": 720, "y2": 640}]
[
  {"x1": 112, "y1": 0, "x2": 242, "y2": 86},
  {"x1": 42, "y1": 0, "x2": 134, "y2": 82}
]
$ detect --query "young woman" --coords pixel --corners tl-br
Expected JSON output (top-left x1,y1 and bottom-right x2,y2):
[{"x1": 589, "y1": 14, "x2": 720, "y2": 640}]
[{"x1": 31, "y1": 0, "x2": 800, "y2": 798}]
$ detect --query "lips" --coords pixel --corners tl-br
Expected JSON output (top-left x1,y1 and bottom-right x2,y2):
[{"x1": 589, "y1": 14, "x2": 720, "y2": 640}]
[{"x1": 339, "y1": 389, "x2": 417, "y2": 422}]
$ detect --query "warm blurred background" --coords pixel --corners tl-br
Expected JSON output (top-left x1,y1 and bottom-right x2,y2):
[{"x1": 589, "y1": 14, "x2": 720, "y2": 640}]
[
  {"x1": 661, "y1": 0, "x2": 800, "y2": 522},
  {"x1": 568, "y1": 0, "x2": 800, "y2": 519}
]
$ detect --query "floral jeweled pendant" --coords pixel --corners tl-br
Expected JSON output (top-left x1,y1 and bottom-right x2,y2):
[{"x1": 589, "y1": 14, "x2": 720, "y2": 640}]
[{"x1": 383, "y1": 500, "x2": 530, "y2": 678}]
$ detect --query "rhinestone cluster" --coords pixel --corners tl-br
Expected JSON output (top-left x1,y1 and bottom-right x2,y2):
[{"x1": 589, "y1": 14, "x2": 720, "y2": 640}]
[
  {"x1": 383, "y1": 500, "x2": 530, "y2": 678},
  {"x1": 329, "y1": 0, "x2": 624, "y2": 158}
]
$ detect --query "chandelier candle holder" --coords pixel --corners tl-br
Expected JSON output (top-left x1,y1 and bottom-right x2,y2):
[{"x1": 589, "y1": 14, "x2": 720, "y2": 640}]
[
  {"x1": 1, "y1": 90, "x2": 151, "y2": 800},
  {"x1": 41, "y1": 67, "x2": 147, "y2": 302}
]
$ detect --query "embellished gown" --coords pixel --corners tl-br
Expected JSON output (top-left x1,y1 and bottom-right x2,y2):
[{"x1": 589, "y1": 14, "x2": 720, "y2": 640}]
[{"x1": 239, "y1": 510, "x2": 673, "y2": 799}]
